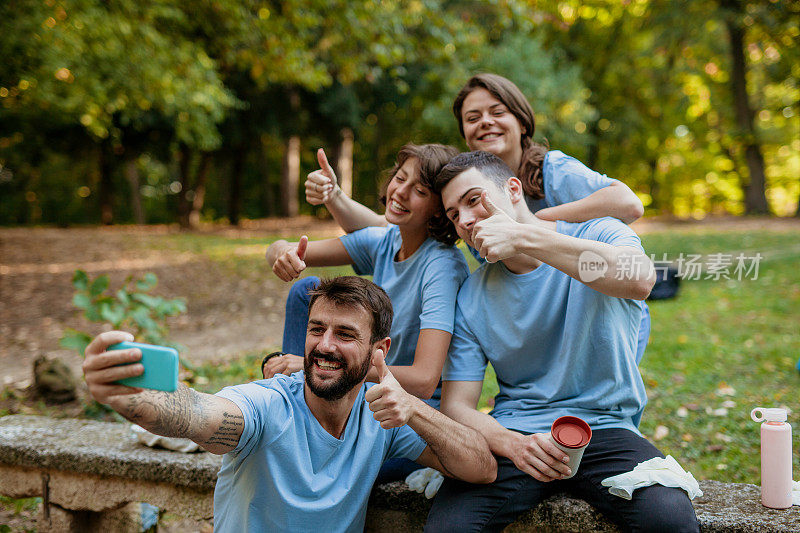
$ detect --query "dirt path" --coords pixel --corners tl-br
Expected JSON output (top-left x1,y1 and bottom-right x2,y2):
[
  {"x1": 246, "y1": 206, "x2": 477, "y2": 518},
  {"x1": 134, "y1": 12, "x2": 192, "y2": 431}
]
[
  {"x1": 2, "y1": 215, "x2": 798, "y2": 389},
  {"x1": 0, "y1": 218, "x2": 343, "y2": 388}
]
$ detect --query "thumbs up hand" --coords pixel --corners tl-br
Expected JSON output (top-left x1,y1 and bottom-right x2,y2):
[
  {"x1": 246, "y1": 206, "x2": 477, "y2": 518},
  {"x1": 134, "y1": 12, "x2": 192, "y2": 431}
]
[
  {"x1": 272, "y1": 235, "x2": 309, "y2": 282},
  {"x1": 364, "y1": 349, "x2": 415, "y2": 429},
  {"x1": 305, "y1": 148, "x2": 341, "y2": 205},
  {"x1": 372, "y1": 348, "x2": 390, "y2": 381},
  {"x1": 471, "y1": 191, "x2": 523, "y2": 263}
]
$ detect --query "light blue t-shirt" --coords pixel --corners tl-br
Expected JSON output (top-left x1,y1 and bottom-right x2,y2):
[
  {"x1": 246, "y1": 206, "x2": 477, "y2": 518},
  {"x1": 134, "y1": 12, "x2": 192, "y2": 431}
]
[
  {"x1": 340, "y1": 225, "x2": 469, "y2": 394},
  {"x1": 213, "y1": 374, "x2": 427, "y2": 533},
  {"x1": 444, "y1": 217, "x2": 647, "y2": 435},
  {"x1": 525, "y1": 150, "x2": 619, "y2": 213}
]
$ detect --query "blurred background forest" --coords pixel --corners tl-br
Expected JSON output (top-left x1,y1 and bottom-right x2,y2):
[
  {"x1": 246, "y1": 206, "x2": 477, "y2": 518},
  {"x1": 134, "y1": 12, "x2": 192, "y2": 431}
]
[{"x1": 1, "y1": 0, "x2": 798, "y2": 227}]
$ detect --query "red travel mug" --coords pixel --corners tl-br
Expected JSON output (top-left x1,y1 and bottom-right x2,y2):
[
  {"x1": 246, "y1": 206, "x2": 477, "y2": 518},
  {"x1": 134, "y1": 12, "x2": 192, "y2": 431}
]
[{"x1": 550, "y1": 416, "x2": 592, "y2": 479}]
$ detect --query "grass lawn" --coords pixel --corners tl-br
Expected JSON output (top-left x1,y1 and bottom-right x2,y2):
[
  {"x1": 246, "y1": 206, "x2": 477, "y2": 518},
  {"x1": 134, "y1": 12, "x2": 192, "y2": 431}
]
[
  {"x1": 185, "y1": 224, "x2": 800, "y2": 485},
  {"x1": 633, "y1": 229, "x2": 800, "y2": 483}
]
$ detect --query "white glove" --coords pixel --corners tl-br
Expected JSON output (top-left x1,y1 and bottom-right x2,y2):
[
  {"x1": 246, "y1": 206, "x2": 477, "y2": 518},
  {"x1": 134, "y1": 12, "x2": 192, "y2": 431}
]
[
  {"x1": 601, "y1": 455, "x2": 702, "y2": 500},
  {"x1": 405, "y1": 467, "x2": 444, "y2": 499}
]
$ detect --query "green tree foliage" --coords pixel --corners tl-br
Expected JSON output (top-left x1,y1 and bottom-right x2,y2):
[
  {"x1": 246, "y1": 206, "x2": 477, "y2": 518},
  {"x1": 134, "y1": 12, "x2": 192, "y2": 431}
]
[
  {"x1": 534, "y1": 0, "x2": 798, "y2": 217},
  {"x1": 1, "y1": 0, "x2": 238, "y2": 148},
  {"x1": 0, "y1": 0, "x2": 797, "y2": 224}
]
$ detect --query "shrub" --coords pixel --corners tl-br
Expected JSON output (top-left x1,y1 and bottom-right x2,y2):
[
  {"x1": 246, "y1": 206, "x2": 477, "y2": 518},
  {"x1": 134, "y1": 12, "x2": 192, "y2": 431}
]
[{"x1": 59, "y1": 270, "x2": 186, "y2": 356}]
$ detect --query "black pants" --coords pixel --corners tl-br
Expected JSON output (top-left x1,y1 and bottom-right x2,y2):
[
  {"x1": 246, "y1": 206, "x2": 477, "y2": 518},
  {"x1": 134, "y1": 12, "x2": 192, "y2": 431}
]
[{"x1": 425, "y1": 428, "x2": 699, "y2": 533}]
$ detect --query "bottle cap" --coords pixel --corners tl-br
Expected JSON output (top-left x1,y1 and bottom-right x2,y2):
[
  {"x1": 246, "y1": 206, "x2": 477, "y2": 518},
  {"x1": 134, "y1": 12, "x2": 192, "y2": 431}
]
[{"x1": 751, "y1": 407, "x2": 787, "y2": 423}]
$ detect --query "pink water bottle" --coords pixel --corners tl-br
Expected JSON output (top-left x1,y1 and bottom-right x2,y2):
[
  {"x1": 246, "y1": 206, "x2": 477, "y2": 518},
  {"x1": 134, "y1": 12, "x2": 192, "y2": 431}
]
[{"x1": 750, "y1": 407, "x2": 793, "y2": 508}]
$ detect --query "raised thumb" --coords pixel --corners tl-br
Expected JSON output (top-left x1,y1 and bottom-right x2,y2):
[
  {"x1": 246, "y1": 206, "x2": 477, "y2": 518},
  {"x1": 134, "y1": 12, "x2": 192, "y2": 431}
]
[
  {"x1": 480, "y1": 190, "x2": 500, "y2": 215},
  {"x1": 372, "y1": 349, "x2": 389, "y2": 381},
  {"x1": 296, "y1": 235, "x2": 309, "y2": 261},
  {"x1": 317, "y1": 148, "x2": 335, "y2": 179}
]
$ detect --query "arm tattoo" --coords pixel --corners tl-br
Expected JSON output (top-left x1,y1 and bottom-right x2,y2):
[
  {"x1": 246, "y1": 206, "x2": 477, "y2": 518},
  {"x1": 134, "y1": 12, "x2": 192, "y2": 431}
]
[
  {"x1": 120, "y1": 385, "x2": 207, "y2": 439},
  {"x1": 204, "y1": 411, "x2": 244, "y2": 447},
  {"x1": 116, "y1": 385, "x2": 244, "y2": 451}
]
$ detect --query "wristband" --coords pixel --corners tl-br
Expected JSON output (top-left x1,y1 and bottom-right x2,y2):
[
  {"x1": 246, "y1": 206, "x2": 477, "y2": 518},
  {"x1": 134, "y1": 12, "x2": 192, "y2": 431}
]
[{"x1": 261, "y1": 351, "x2": 285, "y2": 379}]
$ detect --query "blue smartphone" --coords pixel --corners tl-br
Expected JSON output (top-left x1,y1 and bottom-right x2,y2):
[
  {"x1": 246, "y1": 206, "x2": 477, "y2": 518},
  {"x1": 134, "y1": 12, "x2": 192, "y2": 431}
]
[{"x1": 108, "y1": 341, "x2": 179, "y2": 392}]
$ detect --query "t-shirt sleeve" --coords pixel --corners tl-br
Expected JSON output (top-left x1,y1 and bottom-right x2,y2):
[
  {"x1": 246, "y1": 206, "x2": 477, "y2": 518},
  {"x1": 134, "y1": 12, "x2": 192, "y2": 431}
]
[
  {"x1": 543, "y1": 151, "x2": 619, "y2": 207},
  {"x1": 418, "y1": 253, "x2": 470, "y2": 333},
  {"x1": 216, "y1": 381, "x2": 292, "y2": 457},
  {"x1": 338, "y1": 226, "x2": 388, "y2": 276},
  {"x1": 441, "y1": 303, "x2": 487, "y2": 382},
  {"x1": 574, "y1": 217, "x2": 645, "y2": 253},
  {"x1": 386, "y1": 423, "x2": 428, "y2": 461}
]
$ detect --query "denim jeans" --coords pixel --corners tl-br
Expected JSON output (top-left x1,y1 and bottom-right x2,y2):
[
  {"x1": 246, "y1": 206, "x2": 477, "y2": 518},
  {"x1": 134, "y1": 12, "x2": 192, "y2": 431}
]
[{"x1": 281, "y1": 276, "x2": 320, "y2": 356}]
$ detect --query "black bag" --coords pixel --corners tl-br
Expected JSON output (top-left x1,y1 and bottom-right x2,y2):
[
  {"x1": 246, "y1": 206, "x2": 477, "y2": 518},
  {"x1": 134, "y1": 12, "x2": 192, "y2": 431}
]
[{"x1": 648, "y1": 263, "x2": 680, "y2": 300}]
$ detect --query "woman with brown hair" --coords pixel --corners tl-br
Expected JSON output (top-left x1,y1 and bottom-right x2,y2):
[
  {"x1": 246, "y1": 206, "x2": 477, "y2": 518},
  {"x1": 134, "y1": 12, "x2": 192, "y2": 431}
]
[{"x1": 451, "y1": 73, "x2": 643, "y2": 224}]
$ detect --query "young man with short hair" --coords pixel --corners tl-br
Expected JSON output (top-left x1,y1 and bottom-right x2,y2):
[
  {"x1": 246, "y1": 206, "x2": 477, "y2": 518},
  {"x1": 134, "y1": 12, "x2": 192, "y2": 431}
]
[
  {"x1": 83, "y1": 276, "x2": 496, "y2": 532},
  {"x1": 424, "y1": 151, "x2": 698, "y2": 532}
]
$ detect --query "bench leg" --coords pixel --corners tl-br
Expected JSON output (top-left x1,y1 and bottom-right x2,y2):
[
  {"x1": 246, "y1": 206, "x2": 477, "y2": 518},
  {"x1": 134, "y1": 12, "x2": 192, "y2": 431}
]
[
  {"x1": 37, "y1": 503, "x2": 88, "y2": 532},
  {"x1": 38, "y1": 502, "x2": 143, "y2": 533}
]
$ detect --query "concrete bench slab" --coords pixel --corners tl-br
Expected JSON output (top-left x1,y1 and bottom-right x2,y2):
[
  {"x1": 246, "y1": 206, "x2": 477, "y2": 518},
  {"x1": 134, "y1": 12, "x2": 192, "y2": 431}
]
[{"x1": 2, "y1": 415, "x2": 798, "y2": 532}]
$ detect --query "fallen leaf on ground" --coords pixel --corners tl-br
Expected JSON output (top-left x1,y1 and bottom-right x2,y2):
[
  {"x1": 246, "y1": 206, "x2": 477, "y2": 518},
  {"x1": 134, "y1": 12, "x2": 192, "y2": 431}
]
[
  {"x1": 716, "y1": 382, "x2": 736, "y2": 396},
  {"x1": 714, "y1": 432, "x2": 733, "y2": 443}
]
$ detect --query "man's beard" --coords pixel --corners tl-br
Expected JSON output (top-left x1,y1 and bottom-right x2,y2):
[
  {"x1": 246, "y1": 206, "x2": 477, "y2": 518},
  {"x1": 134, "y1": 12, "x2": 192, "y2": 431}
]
[{"x1": 304, "y1": 348, "x2": 372, "y2": 401}]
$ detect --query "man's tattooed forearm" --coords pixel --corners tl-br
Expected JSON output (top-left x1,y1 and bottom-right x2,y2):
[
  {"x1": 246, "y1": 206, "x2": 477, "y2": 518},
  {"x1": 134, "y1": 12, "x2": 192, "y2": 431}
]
[
  {"x1": 115, "y1": 386, "x2": 242, "y2": 450},
  {"x1": 120, "y1": 385, "x2": 207, "y2": 439}
]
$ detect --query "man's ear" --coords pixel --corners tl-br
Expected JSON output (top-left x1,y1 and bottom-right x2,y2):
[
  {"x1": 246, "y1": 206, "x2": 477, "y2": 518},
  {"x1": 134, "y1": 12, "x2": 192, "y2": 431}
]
[
  {"x1": 373, "y1": 337, "x2": 391, "y2": 359},
  {"x1": 505, "y1": 177, "x2": 524, "y2": 205}
]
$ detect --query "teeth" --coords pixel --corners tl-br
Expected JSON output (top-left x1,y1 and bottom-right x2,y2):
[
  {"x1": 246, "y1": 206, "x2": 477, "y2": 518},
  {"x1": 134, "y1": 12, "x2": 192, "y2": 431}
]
[
  {"x1": 391, "y1": 200, "x2": 409, "y2": 212},
  {"x1": 480, "y1": 133, "x2": 501, "y2": 140},
  {"x1": 317, "y1": 359, "x2": 341, "y2": 370}
]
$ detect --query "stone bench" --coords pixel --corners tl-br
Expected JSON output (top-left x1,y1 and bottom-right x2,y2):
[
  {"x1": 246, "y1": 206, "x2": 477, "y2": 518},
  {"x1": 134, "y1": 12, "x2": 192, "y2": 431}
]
[{"x1": 1, "y1": 415, "x2": 798, "y2": 532}]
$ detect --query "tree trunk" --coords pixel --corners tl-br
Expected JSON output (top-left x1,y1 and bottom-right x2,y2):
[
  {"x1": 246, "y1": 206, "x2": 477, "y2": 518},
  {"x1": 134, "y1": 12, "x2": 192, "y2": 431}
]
[
  {"x1": 177, "y1": 146, "x2": 192, "y2": 229},
  {"x1": 337, "y1": 127, "x2": 354, "y2": 198},
  {"x1": 586, "y1": 119, "x2": 601, "y2": 170},
  {"x1": 124, "y1": 158, "x2": 145, "y2": 225},
  {"x1": 724, "y1": 9, "x2": 769, "y2": 214},
  {"x1": 281, "y1": 135, "x2": 300, "y2": 217},
  {"x1": 647, "y1": 158, "x2": 660, "y2": 212},
  {"x1": 98, "y1": 143, "x2": 114, "y2": 225},
  {"x1": 563, "y1": 19, "x2": 623, "y2": 172},
  {"x1": 229, "y1": 144, "x2": 246, "y2": 226},
  {"x1": 258, "y1": 139, "x2": 274, "y2": 217},
  {"x1": 795, "y1": 185, "x2": 800, "y2": 217},
  {"x1": 795, "y1": 107, "x2": 800, "y2": 218},
  {"x1": 189, "y1": 152, "x2": 211, "y2": 228}
]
